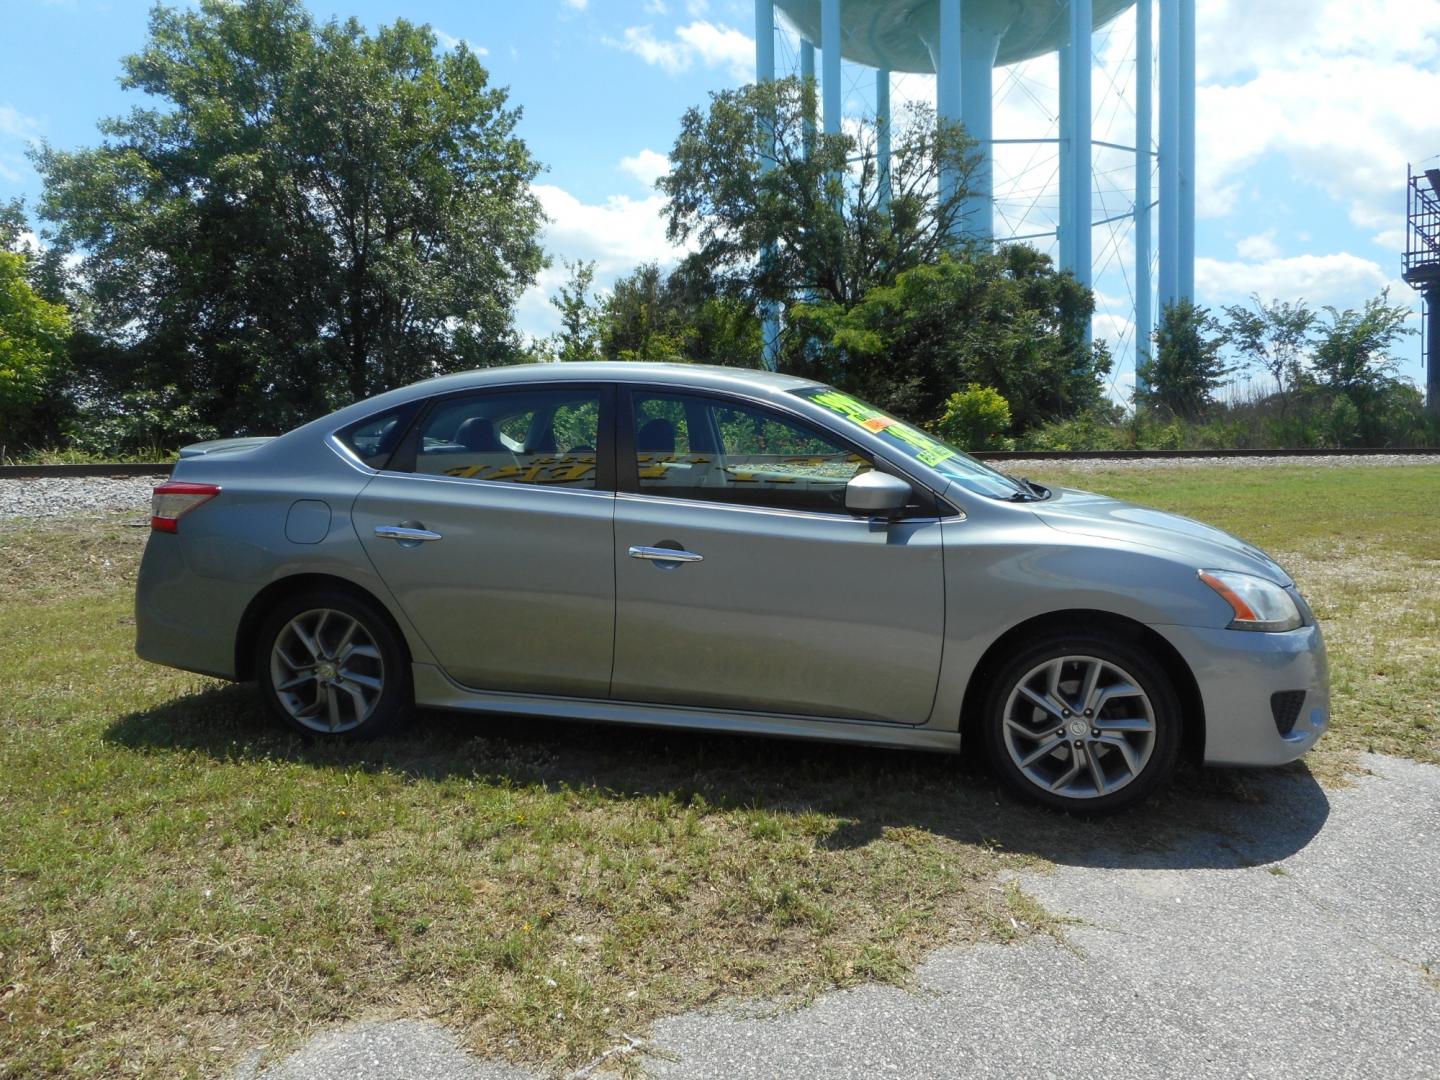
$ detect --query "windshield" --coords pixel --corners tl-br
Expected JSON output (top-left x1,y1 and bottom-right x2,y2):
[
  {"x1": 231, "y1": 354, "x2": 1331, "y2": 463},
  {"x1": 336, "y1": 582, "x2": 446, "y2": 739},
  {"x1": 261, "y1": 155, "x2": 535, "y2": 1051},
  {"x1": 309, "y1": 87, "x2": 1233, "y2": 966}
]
[{"x1": 794, "y1": 386, "x2": 1029, "y2": 501}]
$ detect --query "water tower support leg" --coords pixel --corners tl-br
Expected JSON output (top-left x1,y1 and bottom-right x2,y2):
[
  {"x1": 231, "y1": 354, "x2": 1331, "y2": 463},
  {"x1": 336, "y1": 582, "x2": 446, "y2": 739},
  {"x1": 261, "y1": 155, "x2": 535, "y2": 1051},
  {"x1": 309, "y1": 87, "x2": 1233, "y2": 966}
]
[
  {"x1": 755, "y1": 0, "x2": 780, "y2": 370},
  {"x1": 937, "y1": 0, "x2": 961, "y2": 211},
  {"x1": 1178, "y1": 0, "x2": 1195, "y2": 302},
  {"x1": 1158, "y1": 0, "x2": 1179, "y2": 312},
  {"x1": 876, "y1": 67, "x2": 891, "y2": 209},
  {"x1": 1135, "y1": 0, "x2": 1153, "y2": 393},
  {"x1": 821, "y1": 0, "x2": 841, "y2": 135},
  {"x1": 801, "y1": 38, "x2": 816, "y2": 155},
  {"x1": 1058, "y1": 41, "x2": 1072, "y2": 273},
  {"x1": 960, "y1": 17, "x2": 1002, "y2": 242},
  {"x1": 1068, "y1": 0, "x2": 1093, "y2": 303}
]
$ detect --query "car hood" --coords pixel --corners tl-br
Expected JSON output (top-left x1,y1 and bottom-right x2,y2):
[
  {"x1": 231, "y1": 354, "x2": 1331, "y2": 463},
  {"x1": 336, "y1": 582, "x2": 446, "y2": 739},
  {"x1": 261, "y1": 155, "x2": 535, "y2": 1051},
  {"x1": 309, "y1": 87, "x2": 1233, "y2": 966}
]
[{"x1": 1032, "y1": 487, "x2": 1293, "y2": 586}]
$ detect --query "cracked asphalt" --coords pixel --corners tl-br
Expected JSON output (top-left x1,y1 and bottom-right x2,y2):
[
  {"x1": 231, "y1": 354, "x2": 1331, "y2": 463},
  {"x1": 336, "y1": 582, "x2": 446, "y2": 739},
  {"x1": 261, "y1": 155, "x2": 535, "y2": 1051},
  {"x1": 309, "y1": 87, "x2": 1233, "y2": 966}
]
[{"x1": 240, "y1": 753, "x2": 1440, "y2": 1080}]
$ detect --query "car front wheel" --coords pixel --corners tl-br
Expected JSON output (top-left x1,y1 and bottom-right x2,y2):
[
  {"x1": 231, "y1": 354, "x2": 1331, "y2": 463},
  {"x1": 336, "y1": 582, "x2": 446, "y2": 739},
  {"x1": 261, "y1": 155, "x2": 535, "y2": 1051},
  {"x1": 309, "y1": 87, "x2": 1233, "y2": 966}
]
[
  {"x1": 256, "y1": 589, "x2": 410, "y2": 738},
  {"x1": 981, "y1": 632, "x2": 1183, "y2": 813}
]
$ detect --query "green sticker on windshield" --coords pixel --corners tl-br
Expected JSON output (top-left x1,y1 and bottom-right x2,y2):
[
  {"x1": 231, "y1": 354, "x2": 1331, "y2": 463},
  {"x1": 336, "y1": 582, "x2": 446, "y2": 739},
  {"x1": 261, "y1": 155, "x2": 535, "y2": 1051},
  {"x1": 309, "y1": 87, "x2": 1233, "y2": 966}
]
[{"x1": 810, "y1": 390, "x2": 957, "y2": 468}]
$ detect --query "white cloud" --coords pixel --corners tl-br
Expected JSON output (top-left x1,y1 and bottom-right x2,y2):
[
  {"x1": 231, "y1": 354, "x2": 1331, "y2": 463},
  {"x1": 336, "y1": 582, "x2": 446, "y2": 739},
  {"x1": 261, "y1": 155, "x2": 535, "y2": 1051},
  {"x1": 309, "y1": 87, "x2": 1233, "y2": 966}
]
[
  {"x1": 515, "y1": 178, "x2": 687, "y2": 339},
  {"x1": 1195, "y1": 1, "x2": 1440, "y2": 232},
  {"x1": 0, "y1": 104, "x2": 42, "y2": 139},
  {"x1": 643, "y1": 0, "x2": 668, "y2": 14},
  {"x1": 619, "y1": 148, "x2": 671, "y2": 189},
  {"x1": 434, "y1": 30, "x2": 489, "y2": 56},
  {"x1": 1195, "y1": 251, "x2": 1393, "y2": 306},
  {"x1": 608, "y1": 20, "x2": 754, "y2": 81},
  {"x1": 1235, "y1": 230, "x2": 1281, "y2": 261},
  {"x1": 562, "y1": 0, "x2": 589, "y2": 11}
]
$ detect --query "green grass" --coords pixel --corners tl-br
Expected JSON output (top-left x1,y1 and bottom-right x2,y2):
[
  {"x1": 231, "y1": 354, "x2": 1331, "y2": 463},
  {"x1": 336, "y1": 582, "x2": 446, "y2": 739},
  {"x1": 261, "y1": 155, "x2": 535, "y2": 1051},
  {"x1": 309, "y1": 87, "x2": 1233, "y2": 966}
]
[
  {"x1": 1, "y1": 464, "x2": 1436, "y2": 1076},
  {"x1": 1, "y1": 447, "x2": 177, "y2": 466}
]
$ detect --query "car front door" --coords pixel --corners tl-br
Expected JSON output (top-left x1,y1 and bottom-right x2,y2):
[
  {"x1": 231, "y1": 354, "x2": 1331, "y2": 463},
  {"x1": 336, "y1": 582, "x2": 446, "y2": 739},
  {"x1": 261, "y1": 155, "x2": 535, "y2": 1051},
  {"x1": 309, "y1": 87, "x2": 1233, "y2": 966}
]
[
  {"x1": 611, "y1": 387, "x2": 946, "y2": 724},
  {"x1": 351, "y1": 384, "x2": 616, "y2": 697}
]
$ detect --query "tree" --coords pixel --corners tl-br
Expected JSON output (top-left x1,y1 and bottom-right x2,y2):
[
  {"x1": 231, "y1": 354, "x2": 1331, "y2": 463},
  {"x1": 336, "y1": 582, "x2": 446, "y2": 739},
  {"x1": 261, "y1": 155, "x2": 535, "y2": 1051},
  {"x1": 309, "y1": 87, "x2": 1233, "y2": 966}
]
[
  {"x1": 1137, "y1": 300, "x2": 1233, "y2": 420},
  {"x1": 598, "y1": 262, "x2": 761, "y2": 366},
  {"x1": 1223, "y1": 295, "x2": 1316, "y2": 411},
  {"x1": 784, "y1": 247, "x2": 1110, "y2": 429},
  {"x1": 33, "y1": 0, "x2": 545, "y2": 436},
  {"x1": 547, "y1": 259, "x2": 602, "y2": 363},
  {"x1": 0, "y1": 249, "x2": 71, "y2": 447},
  {"x1": 659, "y1": 77, "x2": 979, "y2": 319},
  {"x1": 1310, "y1": 291, "x2": 1416, "y2": 446}
]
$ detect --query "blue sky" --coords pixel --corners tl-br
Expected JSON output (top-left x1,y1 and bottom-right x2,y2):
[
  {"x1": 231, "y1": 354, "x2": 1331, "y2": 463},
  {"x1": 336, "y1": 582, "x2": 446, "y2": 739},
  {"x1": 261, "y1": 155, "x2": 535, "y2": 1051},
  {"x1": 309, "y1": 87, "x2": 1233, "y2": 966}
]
[{"x1": 2, "y1": 0, "x2": 1436, "y2": 395}]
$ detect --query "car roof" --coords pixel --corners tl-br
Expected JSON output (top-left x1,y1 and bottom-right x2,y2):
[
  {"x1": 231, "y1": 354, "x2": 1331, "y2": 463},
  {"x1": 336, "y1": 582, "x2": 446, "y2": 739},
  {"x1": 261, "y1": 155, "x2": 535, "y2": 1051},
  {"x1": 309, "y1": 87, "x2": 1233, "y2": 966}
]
[{"x1": 399, "y1": 361, "x2": 822, "y2": 397}]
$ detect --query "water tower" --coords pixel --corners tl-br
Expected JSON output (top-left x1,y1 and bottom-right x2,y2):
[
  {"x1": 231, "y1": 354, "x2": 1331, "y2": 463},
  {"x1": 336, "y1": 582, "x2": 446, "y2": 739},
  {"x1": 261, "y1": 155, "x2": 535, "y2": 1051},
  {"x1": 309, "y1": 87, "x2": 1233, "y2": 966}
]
[{"x1": 753, "y1": 0, "x2": 1197, "y2": 386}]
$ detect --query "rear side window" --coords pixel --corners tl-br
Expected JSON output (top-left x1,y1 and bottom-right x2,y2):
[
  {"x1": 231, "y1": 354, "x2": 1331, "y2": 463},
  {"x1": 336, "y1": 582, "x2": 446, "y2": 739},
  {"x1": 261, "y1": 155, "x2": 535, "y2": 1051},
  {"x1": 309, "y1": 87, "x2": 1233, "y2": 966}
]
[
  {"x1": 337, "y1": 402, "x2": 420, "y2": 469},
  {"x1": 409, "y1": 388, "x2": 603, "y2": 490},
  {"x1": 629, "y1": 390, "x2": 870, "y2": 513}
]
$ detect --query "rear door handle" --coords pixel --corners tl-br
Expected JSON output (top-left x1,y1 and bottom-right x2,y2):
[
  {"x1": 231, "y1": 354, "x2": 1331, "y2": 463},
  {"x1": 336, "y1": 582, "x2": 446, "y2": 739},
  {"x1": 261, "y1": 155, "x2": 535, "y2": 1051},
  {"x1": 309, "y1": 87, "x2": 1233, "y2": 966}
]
[
  {"x1": 628, "y1": 545, "x2": 703, "y2": 564},
  {"x1": 374, "y1": 524, "x2": 443, "y2": 543}
]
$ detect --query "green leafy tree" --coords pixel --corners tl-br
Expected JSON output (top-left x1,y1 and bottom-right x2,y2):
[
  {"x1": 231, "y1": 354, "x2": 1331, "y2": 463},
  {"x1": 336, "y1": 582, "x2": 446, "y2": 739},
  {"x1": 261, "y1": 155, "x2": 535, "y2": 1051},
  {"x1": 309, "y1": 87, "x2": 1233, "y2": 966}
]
[
  {"x1": 33, "y1": 0, "x2": 545, "y2": 436},
  {"x1": 934, "y1": 384, "x2": 1015, "y2": 451},
  {"x1": 1137, "y1": 300, "x2": 1233, "y2": 420},
  {"x1": 785, "y1": 248, "x2": 1109, "y2": 429},
  {"x1": 0, "y1": 250, "x2": 71, "y2": 447},
  {"x1": 660, "y1": 77, "x2": 979, "y2": 317},
  {"x1": 1310, "y1": 291, "x2": 1416, "y2": 446},
  {"x1": 599, "y1": 262, "x2": 761, "y2": 366},
  {"x1": 1223, "y1": 295, "x2": 1316, "y2": 411},
  {"x1": 546, "y1": 259, "x2": 602, "y2": 363}
]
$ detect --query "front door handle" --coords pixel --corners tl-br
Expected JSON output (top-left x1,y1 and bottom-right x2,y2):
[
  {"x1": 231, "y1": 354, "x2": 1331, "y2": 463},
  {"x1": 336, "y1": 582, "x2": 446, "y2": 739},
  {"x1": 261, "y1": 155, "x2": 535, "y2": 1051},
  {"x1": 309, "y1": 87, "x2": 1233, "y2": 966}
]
[
  {"x1": 374, "y1": 524, "x2": 443, "y2": 543},
  {"x1": 628, "y1": 545, "x2": 703, "y2": 564}
]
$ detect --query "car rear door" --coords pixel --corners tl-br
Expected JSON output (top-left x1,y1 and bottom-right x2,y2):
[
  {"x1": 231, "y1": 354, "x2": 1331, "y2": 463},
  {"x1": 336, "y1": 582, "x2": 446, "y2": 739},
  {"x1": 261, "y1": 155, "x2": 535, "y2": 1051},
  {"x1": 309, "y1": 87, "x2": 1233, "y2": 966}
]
[
  {"x1": 610, "y1": 386, "x2": 946, "y2": 724},
  {"x1": 351, "y1": 383, "x2": 616, "y2": 697}
]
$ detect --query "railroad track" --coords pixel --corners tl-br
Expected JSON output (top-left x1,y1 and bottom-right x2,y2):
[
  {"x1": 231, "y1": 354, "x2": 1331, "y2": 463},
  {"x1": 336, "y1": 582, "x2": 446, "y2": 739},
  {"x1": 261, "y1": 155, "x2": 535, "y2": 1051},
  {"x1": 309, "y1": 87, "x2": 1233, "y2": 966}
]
[{"x1": 4, "y1": 446, "x2": 1440, "y2": 480}]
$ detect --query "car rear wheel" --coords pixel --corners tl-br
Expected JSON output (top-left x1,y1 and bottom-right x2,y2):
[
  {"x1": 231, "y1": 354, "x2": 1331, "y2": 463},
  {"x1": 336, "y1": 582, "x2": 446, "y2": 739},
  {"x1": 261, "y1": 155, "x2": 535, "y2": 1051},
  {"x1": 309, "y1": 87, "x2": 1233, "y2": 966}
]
[
  {"x1": 256, "y1": 590, "x2": 410, "y2": 738},
  {"x1": 981, "y1": 632, "x2": 1182, "y2": 813}
]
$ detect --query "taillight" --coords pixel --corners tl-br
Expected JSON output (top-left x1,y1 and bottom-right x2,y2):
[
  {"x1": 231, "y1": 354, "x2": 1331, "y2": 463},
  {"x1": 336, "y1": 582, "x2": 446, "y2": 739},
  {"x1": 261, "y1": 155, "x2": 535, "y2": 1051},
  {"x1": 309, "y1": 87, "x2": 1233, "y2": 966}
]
[{"x1": 150, "y1": 481, "x2": 220, "y2": 533}]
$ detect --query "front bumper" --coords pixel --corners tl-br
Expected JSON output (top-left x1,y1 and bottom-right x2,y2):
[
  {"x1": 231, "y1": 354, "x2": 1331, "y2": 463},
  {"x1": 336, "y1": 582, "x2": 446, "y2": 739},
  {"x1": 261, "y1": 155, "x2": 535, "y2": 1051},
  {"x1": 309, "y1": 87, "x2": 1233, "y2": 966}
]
[{"x1": 1156, "y1": 621, "x2": 1330, "y2": 767}]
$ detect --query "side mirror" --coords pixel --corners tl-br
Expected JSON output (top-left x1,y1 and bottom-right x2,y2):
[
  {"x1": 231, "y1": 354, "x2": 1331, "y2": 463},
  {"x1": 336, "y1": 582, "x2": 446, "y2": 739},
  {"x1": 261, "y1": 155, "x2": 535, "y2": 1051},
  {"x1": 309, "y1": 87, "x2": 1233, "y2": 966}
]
[{"x1": 845, "y1": 470, "x2": 912, "y2": 518}]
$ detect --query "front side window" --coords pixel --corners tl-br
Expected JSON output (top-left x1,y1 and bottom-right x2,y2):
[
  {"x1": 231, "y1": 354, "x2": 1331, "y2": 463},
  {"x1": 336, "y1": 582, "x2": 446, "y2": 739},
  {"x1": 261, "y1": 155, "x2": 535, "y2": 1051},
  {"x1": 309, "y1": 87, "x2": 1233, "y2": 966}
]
[
  {"x1": 795, "y1": 387, "x2": 1027, "y2": 500},
  {"x1": 630, "y1": 391, "x2": 869, "y2": 513},
  {"x1": 409, "y1": 388, "x2": 602, "y2": 489}
]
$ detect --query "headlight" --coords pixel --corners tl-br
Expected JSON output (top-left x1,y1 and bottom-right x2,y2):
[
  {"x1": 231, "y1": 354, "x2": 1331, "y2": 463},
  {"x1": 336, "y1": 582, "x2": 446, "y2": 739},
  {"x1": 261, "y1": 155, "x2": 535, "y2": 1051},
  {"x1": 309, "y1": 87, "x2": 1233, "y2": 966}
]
[{"x1": 1198, "y1": 569, "x2": 1303, "y2": 632}]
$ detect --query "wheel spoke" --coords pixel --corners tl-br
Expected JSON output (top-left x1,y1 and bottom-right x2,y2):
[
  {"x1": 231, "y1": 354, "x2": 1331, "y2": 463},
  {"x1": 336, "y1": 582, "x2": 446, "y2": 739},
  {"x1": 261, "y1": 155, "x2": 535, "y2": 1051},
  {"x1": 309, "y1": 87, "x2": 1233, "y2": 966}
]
[
  {"x1": 1092, "y1": 683, "x2": 1144, "y2": 712},
  {"x1": 1079, "y1": 660, "x2": 1104, "y2": 714},
  {"x1": 1048, "y1": 751, "x2": 1084, "y2": 792},
  {"x1": 334, "y1": 619, "x2": 358, "y2": 658},
  {"x1": 1085, "y1": 748, "x2": 1108, "y2": 795},
  {"x1": 276, "y1": 672, "x2": 314, "y2": 693},
  {"x1": 339, "y1": 670, "x2": 382, "y2": 691},
  {"x1": 338, "y1": 680, "x2": 370, "y2": 721},
  {"x1": 326, "y1": 686, "x2": 342, "y2": 730},
  {"x1": 292, "y1": 622, "x2": 322, "y2": 660},
  {"x1": 1018, "y1": 686, "x2": 1067, "y2": 720},
  {"x1": 276, "y1": 645, "x2": 308, "y2": 672},
  {"x1": 1019, "y1": 735, "x2": 1066, "y2": 767},
  {"x1": 341, "y1": 644, "x2": 381, "y2": 664},
  {"x1": 1097, "y1": 735, "x2": 1141, "y2": 776},
  {"x1": 1094, "y1": 714, "x2": 1153, "y2": 733}
]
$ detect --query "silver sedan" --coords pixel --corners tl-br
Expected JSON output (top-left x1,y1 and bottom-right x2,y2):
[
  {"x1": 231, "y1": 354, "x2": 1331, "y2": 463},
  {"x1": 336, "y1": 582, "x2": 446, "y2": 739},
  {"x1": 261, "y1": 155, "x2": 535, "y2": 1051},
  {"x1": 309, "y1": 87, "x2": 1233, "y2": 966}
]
[{"x1": 136, "y1": 362, "x2": 1329, "y2": 812}]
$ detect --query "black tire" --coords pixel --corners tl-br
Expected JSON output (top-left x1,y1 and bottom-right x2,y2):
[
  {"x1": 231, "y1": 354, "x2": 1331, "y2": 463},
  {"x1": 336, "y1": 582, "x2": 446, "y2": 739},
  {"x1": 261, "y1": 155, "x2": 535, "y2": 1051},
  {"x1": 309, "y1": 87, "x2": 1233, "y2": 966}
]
[
  {"x1": 980, "y1": 630, "x2": 1183, "y2": 813},
  {"x1": 254, "y1": 588, "x2": 411, "y2": 739}
]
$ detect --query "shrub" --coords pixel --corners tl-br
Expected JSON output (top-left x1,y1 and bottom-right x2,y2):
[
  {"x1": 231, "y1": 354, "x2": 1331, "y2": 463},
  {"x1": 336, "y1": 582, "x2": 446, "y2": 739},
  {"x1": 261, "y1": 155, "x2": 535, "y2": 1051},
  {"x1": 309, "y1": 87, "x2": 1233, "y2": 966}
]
[{"x1": 934, "y1": 384, "x2": 1015, "y2": 451}]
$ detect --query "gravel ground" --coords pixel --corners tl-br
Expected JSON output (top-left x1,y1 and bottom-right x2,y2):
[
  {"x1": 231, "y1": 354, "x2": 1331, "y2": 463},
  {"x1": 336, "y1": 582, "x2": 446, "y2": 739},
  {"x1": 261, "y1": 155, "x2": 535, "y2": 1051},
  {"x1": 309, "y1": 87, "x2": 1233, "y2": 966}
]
[
  {"x1": 0, "y1": 476, "x2": 168, "y2": 521},
  {"x1": 238, "y1": 753, "x2": 1440, "y2": 1080},
  {"x1": 2, "y1": 455, "x2": 1436, "y2": 523}
]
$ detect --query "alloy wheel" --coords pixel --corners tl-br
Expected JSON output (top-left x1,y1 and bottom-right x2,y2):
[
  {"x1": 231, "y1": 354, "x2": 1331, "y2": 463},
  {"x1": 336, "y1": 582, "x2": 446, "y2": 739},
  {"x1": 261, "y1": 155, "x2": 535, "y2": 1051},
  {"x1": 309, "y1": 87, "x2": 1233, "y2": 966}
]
[{"x1": 268, "y1": 608, "x2": 385, "y2": 733}]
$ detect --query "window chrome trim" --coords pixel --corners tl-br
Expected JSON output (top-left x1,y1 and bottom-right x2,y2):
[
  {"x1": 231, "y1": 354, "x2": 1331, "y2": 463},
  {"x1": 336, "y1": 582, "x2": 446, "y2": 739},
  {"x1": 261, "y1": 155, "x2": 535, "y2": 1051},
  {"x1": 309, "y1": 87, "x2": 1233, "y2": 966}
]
[
  {"x1": 366, "y1": 467, "x2": 617, "y2": 501},
  {"x1": 616, "y1": 490, "x2": 946, "y2": 525}
]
